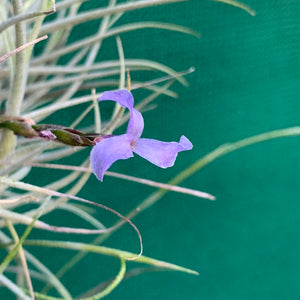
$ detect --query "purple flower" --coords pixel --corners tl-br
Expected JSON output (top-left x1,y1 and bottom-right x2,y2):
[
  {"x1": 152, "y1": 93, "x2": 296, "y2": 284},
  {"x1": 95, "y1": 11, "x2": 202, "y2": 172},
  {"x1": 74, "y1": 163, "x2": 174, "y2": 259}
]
[{"x1": 90, "y1": 89, "x2": 193, "y2": 181}]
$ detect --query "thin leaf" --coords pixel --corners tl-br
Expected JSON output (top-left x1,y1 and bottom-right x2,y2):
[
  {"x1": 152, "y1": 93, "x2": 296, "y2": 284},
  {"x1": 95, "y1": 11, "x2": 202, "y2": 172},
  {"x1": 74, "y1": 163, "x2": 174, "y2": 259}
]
[
  {"x1": 0, "y1": 208, "x2": 40, "y2": 275},
  {"x1": 0, "y1": 176, "x2": 143, "y2": 260},
  {"x1": 23, "y1": 94, "x2": 95, "y2": 119},
  {"x1": 55, "y1": 0, "x2": 89, "y2": 10},
  {"x1": 0, "y1": 35, "x2": 48, "y2": 64},
  {"x1": 0, "y1": 2, "x2": 55, "y2": 34},
  {"x1": 0, "y1": 208, "x2": 109, "y2": 234},
  {"x1": 0, "y1": 274, "x2": 31, "y2": 300},
  {"x1": 25, "y1": 251, "x2": 72, "y2": 299},
  {"x1": 59, "y1": 203, "x2": 106, "y2": 230},
  {"x1": 212, "y1": 0, "x2": 256, "y2": 16},
  {"x1": 24, "y1": 239, "x2": 198, "y2": 275},
  {"x1": 40, "y1": 0, "x2": 187, "y2": 35},
  {"x1": 28, "y1": 161, "x2": 215, "y2": 200},
  {"x1": 34, "y1": 22, "x2": 198, "y2": 65},
  {"x1": 5, "y1": 220, "x2": 35, "y2": 300},
  {"x1": 32, "y1": 257, "x2": 126, "y2": 300}
]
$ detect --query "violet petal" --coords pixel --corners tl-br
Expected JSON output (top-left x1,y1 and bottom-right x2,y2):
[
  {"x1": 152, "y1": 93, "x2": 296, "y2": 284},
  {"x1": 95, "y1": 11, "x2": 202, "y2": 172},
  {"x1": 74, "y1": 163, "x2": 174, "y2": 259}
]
[
  {"x1": 133, "y1": 135, "x2": 193, "y2": 168},
  {"x1": 126, "y1": 108, "x2": 144, "y2": 141},
  {"x1": 98, "y1": 89, "x2": 134, "y2": 110},
  {"x1": 90, "y1": 134, "x2": 134, "y2": 181},
  {"x1": 99, "y1": 89, "x2": 144, "y2": 141}
]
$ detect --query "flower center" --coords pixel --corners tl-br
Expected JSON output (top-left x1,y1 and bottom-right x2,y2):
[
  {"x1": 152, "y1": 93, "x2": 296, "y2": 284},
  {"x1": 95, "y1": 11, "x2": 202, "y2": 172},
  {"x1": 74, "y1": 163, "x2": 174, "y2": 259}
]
[{"x1": 130, "y1": 139, "x2": 135, "y2": 149}]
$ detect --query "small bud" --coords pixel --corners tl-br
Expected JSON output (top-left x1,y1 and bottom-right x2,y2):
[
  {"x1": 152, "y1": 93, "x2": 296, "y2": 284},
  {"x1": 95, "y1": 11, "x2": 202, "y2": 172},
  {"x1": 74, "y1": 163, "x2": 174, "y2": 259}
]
[
  {"x1": 0, "y1": 117, "x2": 38, "y2": 138},
  {"x1": 51, "y1": 129, "x2": 94, "y2": 146}
]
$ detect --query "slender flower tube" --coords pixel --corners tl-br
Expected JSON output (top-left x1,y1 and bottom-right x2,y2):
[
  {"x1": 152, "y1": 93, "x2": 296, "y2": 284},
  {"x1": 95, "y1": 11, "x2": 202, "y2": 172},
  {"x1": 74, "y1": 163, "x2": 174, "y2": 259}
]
[{"x1": 90, "y1": 89, "x2": 193, "y2": 181}]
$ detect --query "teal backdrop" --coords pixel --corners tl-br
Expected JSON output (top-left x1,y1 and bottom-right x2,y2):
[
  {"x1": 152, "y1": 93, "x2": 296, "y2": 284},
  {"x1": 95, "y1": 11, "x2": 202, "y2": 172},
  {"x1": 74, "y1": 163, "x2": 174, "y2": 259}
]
[
  {"x1": 69, "y1": 1, "x2": 300, "y2": 299},
  {"x1": 10, "y1": 0, "x2": 300, "y2": 299}
]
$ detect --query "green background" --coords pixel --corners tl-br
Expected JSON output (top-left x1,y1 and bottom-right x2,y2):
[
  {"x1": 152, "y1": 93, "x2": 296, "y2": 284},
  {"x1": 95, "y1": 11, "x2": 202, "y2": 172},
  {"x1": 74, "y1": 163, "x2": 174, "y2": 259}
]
[
  {"x1": 73, "y1": 1, "x2": 300, "y2": 299},
  {"x1": 7, "y1": 0, "x2": 300, "y2": 299}
]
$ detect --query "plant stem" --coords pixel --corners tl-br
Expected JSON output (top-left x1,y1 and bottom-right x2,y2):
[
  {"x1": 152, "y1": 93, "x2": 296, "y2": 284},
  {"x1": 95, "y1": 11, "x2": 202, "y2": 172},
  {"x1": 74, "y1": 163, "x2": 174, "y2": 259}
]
[
  {"x1": 0, "y1": 0, "x2": 27, "y2": 159},
  {"x1": 8, "y1": 0, "x2": 27, "y2": 116}
]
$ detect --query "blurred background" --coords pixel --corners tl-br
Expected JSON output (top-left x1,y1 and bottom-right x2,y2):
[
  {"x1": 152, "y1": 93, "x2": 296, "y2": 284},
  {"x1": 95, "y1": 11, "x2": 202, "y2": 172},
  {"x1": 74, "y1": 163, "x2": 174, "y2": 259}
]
[{"x1": 26, "y1": 0, "x2": 300, "y2": 299}]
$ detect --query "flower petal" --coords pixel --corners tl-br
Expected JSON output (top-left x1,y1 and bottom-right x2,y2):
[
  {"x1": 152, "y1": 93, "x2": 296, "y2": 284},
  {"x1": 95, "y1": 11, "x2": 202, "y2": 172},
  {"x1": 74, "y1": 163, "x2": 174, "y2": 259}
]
[
  {"x1": 126, "y1": 108, "x2": 144, "y2": 141},
  {"x1": 133, "y1": 135, "x2": 193, "y2": 168},
  {"x1": 99, "y1": 89, "x2": 144, "y2": 141},
  {"x1": 98, "y1": 89, "x2": 134, "y2": 110},
  {"x1": 90, "y1": 134, "x2": 134, "y2": 181}
]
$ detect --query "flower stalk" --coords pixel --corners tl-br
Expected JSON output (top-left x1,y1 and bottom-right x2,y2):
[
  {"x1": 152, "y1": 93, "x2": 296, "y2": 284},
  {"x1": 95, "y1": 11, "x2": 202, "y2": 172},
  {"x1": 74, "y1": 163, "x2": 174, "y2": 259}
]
[{"x1": 0, "y1": 115, "x2": 99, "y2": 146}]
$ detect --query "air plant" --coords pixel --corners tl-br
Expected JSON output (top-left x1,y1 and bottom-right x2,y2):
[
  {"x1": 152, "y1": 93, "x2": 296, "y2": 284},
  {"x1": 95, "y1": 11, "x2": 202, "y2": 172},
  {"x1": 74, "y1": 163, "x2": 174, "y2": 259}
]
[
  {"x1": 0, "y1": 1, "x2": 208, "y2": 299},
  {"x1": 3, "y1": 0, "x2": 297, "y2": 300}
]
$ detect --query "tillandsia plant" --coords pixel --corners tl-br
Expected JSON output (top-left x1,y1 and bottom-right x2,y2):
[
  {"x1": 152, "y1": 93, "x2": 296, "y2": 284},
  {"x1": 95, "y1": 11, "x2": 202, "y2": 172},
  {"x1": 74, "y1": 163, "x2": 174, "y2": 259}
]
[
  {"x1": 0, "y1": 0, "x2": 212, "y2": 299},
  {"x1": 3, "y1": 0, "x2": 297, "y2": 299}
]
